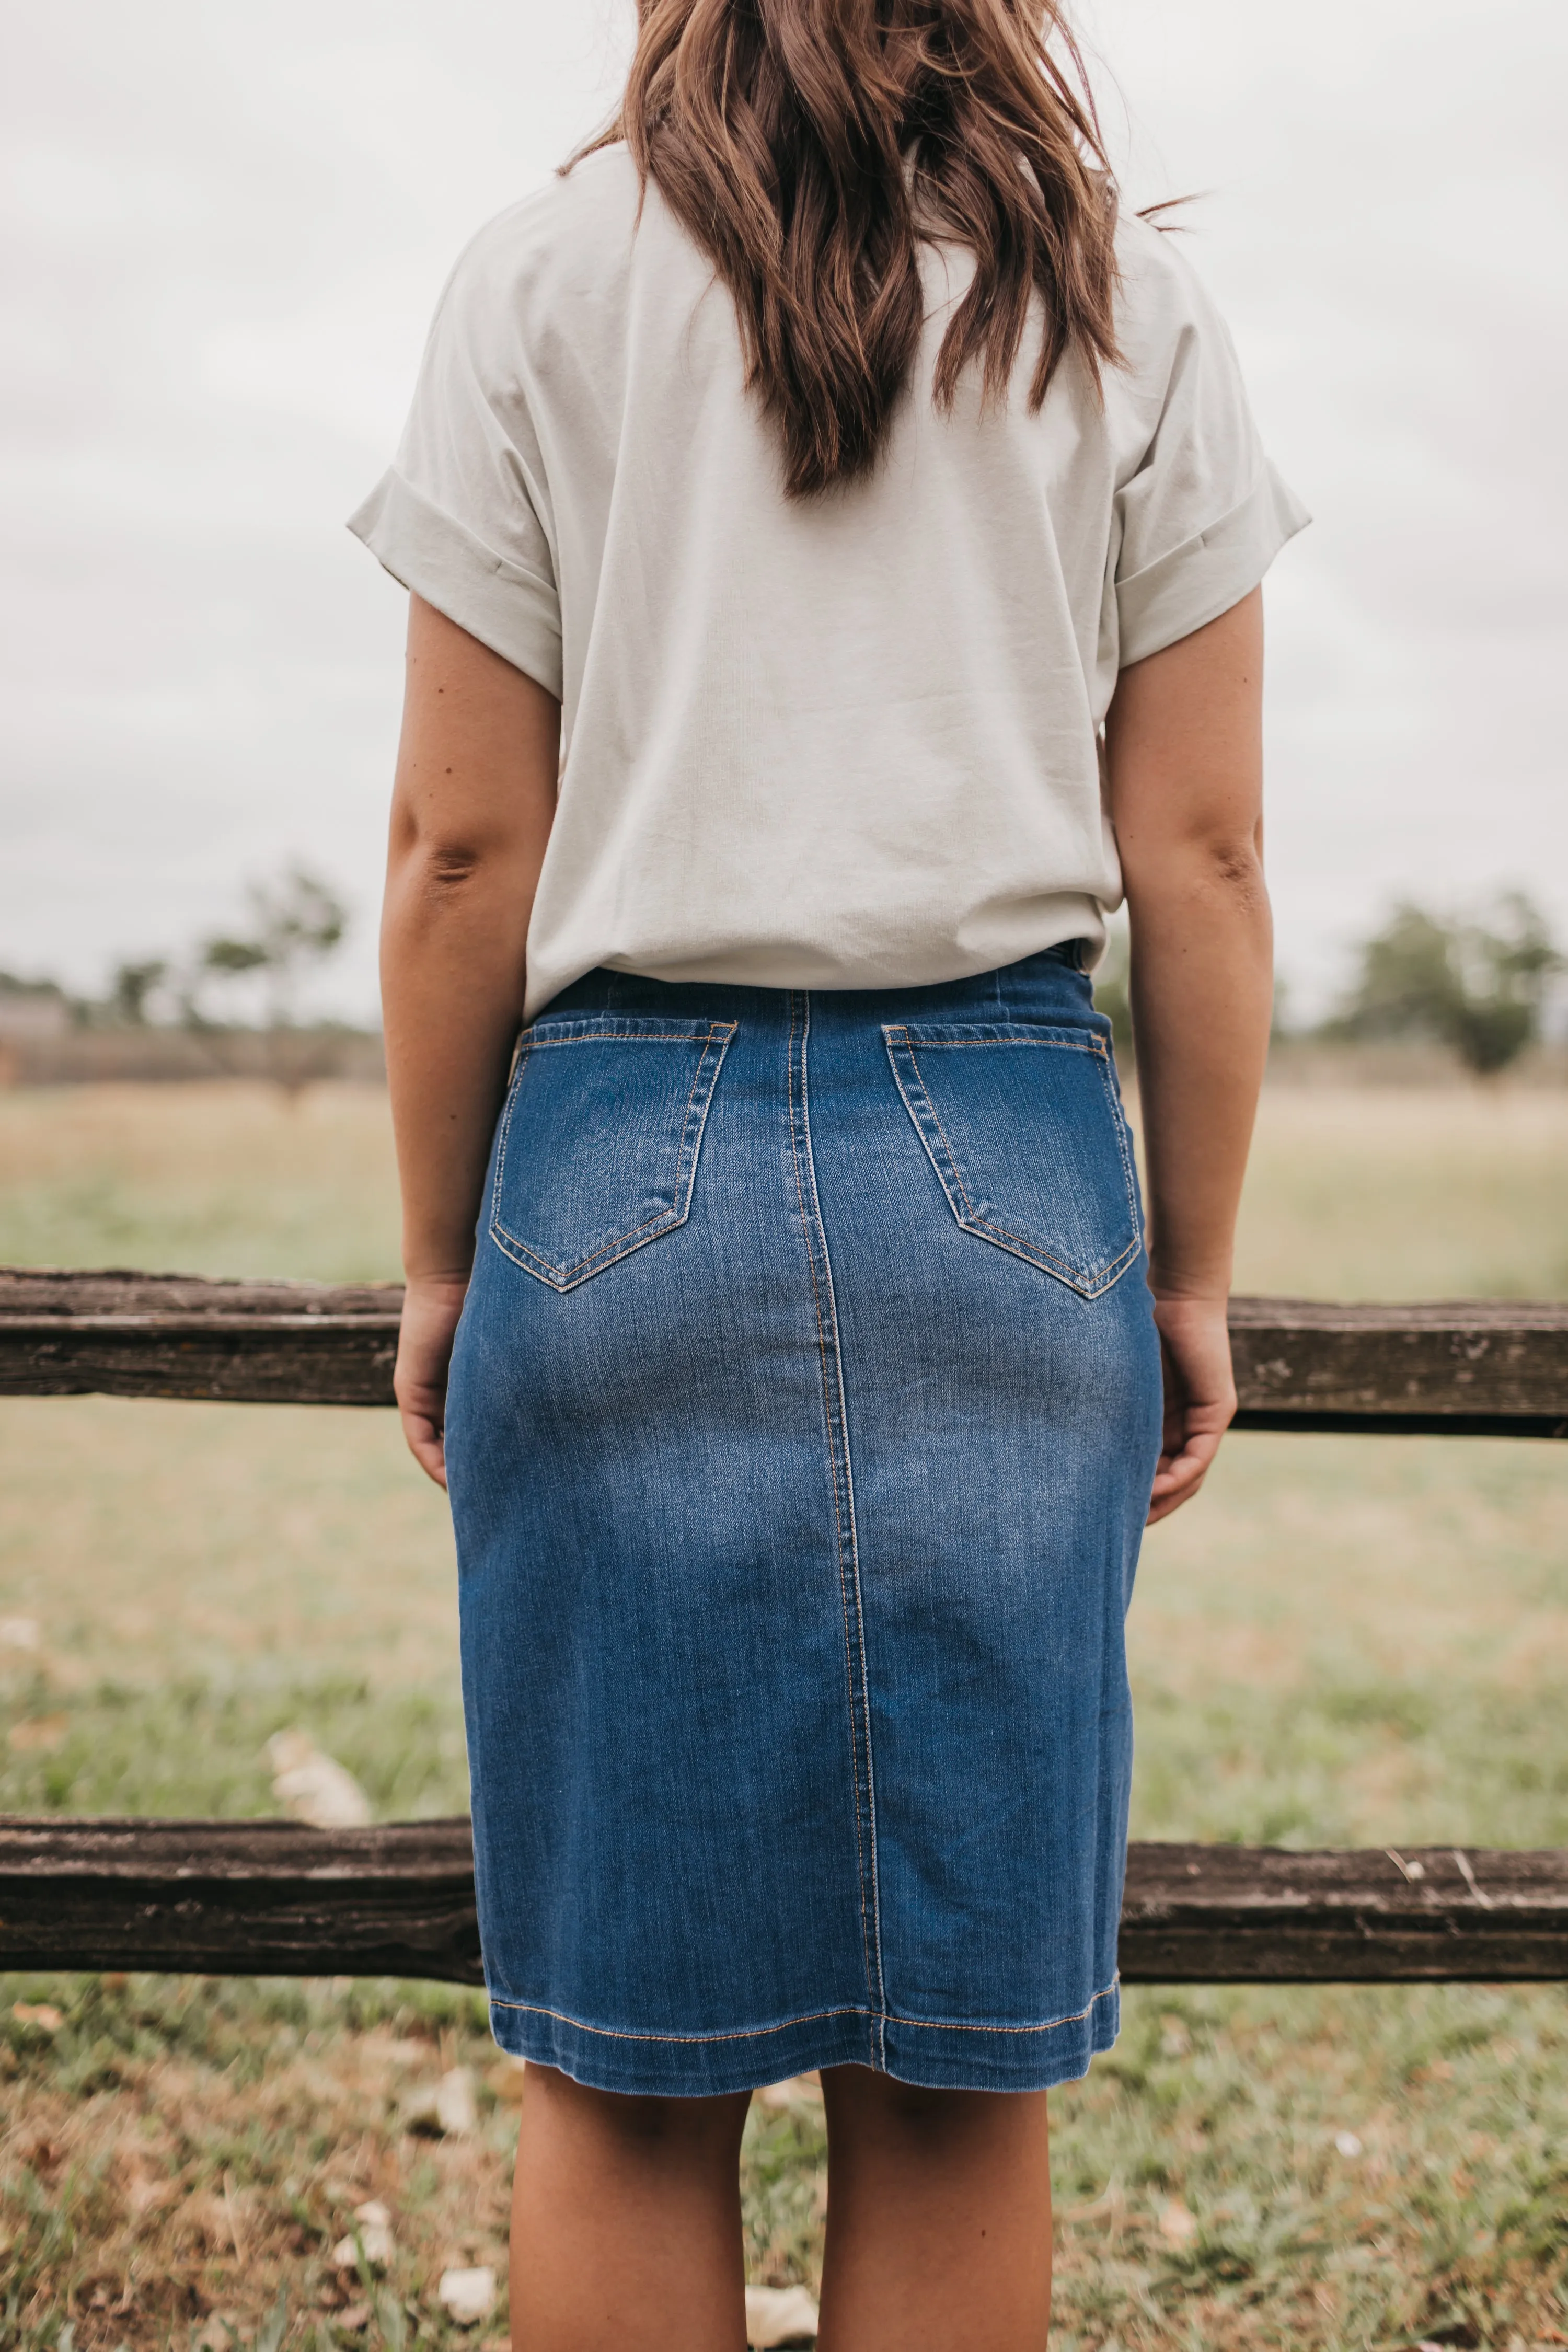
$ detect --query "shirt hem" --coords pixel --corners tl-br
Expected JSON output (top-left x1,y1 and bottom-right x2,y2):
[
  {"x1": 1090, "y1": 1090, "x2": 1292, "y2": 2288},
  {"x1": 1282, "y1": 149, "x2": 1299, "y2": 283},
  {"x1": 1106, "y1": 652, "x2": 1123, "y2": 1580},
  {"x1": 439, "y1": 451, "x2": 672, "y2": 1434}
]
[{"x1": 523, "y1": 902, "x2": 1112, "y2": 1022}]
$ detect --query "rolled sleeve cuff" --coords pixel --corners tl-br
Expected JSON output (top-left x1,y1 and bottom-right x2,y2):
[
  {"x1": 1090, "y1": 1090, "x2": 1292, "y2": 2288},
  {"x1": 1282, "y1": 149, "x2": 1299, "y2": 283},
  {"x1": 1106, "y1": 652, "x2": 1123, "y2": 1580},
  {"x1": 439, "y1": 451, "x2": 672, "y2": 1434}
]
[
  {"x1": 1116, "y1": 463, "x2": 1311, "y2": 669},
  {"x1": 348, "y1": 469, "x2": 563, "y2": 699}
]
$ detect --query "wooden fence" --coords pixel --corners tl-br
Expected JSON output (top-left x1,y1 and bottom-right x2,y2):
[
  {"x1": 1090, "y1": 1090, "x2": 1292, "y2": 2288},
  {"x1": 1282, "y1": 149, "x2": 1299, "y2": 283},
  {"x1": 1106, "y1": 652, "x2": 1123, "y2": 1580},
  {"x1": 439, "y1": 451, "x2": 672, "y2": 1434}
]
[{"x1": 3, "y1": 1268, "x2": 1566, "y2": 1985}]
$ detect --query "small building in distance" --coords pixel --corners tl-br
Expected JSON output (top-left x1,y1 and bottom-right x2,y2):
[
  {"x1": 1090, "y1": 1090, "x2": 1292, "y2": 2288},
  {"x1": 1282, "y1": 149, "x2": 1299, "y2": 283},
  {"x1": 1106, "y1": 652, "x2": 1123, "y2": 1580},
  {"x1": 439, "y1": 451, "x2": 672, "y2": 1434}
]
[{"x1": 0, "y1": 975, "x2": 72, "y2": 1040}]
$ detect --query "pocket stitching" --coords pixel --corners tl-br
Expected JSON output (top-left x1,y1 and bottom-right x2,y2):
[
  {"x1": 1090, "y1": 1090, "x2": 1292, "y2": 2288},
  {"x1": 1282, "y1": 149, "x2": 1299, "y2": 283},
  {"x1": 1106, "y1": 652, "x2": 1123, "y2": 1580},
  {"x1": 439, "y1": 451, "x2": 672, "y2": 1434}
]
[
  {"x1": 883, "y1": 1027, "x2": 1140, "y2": 1299},
  {"x1": 490, "y1": 1021, "x2": 736, "y2": 1289},
  {"x1": 491, "y1": 1023, "x2": 732, "y2": 1284},
  {"x1": 906, "y1": 1039, "x2": 1126, "y2": 1287}
]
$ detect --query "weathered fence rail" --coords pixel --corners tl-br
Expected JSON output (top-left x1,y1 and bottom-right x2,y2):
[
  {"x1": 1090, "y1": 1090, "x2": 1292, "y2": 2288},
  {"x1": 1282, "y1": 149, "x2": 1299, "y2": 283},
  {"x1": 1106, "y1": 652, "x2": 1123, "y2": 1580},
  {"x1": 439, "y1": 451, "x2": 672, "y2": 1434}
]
[
  {"x1": 2, "y1": 1265, "x2": 1566, "y2": 1985},
  {"x1": 3, "y1": 1820, "x2": 1566, "y2": 1985},
  {"x1": 4, "y1": 1269, "x2": 1567, "y2": 1434},
  {"x1": 0, "y1": 1270, "x2": 403, "y2": 1408}
]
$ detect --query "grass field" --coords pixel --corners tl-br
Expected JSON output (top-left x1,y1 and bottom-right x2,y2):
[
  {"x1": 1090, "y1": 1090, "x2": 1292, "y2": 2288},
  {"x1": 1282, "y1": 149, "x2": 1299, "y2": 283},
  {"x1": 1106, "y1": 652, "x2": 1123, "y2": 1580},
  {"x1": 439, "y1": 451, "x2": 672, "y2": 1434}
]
[{"x1": 2, "y1": 1078, "x2": 1567, "y2": 2349}]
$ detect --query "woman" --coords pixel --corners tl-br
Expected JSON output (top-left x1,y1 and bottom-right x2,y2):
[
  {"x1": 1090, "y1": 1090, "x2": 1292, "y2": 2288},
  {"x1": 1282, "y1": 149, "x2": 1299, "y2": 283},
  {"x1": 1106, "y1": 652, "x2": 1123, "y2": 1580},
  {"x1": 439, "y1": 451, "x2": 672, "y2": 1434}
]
[{"x1": 352, "y1": 0, "x2": 1304, "y2": 2342}]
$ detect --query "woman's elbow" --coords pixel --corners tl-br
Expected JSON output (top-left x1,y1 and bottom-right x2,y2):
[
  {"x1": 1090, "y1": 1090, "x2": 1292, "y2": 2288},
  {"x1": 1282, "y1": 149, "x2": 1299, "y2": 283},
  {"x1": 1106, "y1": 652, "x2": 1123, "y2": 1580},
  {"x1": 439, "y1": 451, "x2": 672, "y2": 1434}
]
[
  {"x1": 388, "y1": 817, "x2": 504, "y2": 894},
  {"x1": 382, "y1": 831, "x2": 522, "y2": 950},
  {"x1": 1125, "y1": 831, "x2": 1271, "y2": 919},
  {"x1": 420, "y1": 838, "x2": 489, "y2": 892},
  {"x1": 1208, "y1": 836, "x2": 1268, "y2": 901}
]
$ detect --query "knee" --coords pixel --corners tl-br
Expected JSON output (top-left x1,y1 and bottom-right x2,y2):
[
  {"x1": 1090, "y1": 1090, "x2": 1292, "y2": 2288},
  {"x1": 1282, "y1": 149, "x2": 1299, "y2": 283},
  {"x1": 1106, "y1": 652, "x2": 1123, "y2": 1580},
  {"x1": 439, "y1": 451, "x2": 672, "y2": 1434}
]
[
  {"x1": 601, "y1": 2092, "x2": 725, "y2": 2150},
  {"x1": 865, "y1": 2080, "x2": 959, "y2": 2134},
  {"x1": 827, "y1": 2069, "x2": 974, "y2": 2138},
  {"x1": 825, "y1": 2070, "x2": 1046, "y2": 2159}
]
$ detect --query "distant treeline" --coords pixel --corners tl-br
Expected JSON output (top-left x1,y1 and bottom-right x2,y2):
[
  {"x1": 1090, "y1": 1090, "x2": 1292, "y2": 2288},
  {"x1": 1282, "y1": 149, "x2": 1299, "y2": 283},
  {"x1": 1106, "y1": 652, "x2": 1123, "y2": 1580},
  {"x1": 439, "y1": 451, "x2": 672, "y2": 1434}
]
[
  {"x1": 4, "y1": 876, "x2": 1564, "y2": 1087},
  {"x1": 0, "y1": 865, "x2": 379, "y2": 1089},
  {"x1": 1093, "y1": 891, "x2": 1564, "y2": 1078},
  {"x1": 14, "y1": 865, "x2": 354, "y2": 1034}
]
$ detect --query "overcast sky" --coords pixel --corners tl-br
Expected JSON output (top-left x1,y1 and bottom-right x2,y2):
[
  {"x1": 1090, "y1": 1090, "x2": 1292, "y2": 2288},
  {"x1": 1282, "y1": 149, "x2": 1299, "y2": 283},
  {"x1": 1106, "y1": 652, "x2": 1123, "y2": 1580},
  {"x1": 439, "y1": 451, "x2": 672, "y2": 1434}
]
[{"x1": 2, "y1": 0, "x2": 1563, "y2": 1019}]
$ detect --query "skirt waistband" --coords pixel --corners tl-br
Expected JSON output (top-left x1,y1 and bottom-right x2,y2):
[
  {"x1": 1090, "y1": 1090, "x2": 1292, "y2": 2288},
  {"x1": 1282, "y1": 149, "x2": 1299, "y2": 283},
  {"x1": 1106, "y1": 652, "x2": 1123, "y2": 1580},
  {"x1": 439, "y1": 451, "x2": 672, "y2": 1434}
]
[{"x1": 538, "y1": 940, "x2": 1098, "y2": 1033}]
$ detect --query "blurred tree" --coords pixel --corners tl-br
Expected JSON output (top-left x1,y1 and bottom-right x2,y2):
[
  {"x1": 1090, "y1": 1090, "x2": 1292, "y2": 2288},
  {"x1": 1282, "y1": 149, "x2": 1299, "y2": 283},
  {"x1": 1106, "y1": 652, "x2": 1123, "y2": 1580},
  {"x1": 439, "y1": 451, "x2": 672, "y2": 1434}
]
[
  {"x1": 193, "y1": 866, "x2": 348, "y2": 1031},
  {"x1": 110, "y1": 960, "x2": 170, "y2": 1025},
  {"x1": 1327, "y1": 893, "x2": 1562, "y2": 1075},
  {"x1": 186, "y1": 866, "x2": 353, "y2": 1092}
]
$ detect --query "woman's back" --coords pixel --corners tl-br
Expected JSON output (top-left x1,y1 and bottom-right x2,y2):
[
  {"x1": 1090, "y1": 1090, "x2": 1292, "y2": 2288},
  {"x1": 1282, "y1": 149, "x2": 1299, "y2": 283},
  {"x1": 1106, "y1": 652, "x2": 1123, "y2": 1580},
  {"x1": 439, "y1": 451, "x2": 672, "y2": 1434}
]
[
  {"x1": 353, "y1": 144, "x2": 1302, "y2": 1016},
  {"x1": 366, "y1": 10, "x2": 1296, "y2": 2341}
]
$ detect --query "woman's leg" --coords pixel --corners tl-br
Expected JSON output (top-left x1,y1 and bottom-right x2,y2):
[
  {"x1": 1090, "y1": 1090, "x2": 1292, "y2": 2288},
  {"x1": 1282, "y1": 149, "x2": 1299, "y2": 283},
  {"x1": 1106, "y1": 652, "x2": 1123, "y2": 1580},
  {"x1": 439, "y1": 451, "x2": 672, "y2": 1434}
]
[
  {"x1": 815, "y1": 2070, "x2": 1054, "y2": 2352},
  {"x1": 510, "y1": 2065, "x2": 753, "y2": 2351}
]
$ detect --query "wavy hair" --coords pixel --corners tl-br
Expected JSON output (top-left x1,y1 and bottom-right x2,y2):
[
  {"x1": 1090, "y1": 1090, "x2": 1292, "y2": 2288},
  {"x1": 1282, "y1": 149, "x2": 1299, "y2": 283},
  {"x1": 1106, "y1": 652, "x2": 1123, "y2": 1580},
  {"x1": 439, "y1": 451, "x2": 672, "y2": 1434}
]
[{"x1": 575, "y1": 0, "x2": 1121, "y2": 497}]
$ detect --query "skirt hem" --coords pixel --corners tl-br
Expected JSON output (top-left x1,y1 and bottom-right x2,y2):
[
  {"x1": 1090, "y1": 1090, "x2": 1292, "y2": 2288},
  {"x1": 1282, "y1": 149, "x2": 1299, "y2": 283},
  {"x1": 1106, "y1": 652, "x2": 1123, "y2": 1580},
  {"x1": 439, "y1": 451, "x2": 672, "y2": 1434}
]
[{"x1": 487, "y1": 1981, "x2": 1120, "y2": 2096}]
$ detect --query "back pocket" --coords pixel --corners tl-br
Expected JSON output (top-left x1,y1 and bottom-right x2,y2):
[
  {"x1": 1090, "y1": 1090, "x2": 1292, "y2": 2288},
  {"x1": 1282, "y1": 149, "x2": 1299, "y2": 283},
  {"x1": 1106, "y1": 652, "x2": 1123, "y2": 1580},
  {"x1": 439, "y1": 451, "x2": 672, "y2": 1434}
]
[
  {"x1": 883, "y1": 1022, "x2": 1140, "y2": 1299},
  {"x1": 490, "y1": 1016, "x2": 736, "y2": 1290}
]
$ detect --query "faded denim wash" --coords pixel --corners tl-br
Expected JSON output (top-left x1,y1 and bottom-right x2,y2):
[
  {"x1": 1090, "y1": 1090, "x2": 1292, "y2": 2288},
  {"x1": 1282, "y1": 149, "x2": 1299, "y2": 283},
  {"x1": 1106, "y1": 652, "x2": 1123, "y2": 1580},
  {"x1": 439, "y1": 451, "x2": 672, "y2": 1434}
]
[{"x1": 445, "y1": 947, "x2": 1164, "y2": 2095}]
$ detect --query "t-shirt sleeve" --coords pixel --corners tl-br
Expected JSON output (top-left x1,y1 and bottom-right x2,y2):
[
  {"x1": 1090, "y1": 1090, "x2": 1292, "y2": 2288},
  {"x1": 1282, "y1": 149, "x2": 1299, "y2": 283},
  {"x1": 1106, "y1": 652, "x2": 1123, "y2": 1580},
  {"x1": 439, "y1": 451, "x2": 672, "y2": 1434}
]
[
  {"x1": 1113, "y1": 241, "x2": 1310, "y2": 669},
  {"x1": 347, "y1": 222, "x2": 563, "y2": 698}
]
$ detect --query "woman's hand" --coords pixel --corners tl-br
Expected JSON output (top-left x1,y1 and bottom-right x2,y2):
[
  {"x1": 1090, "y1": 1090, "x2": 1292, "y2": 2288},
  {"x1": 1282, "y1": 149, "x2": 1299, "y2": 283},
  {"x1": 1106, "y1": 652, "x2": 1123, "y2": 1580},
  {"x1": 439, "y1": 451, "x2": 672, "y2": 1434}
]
[
  {"x1": 1147, "y1": 1293, "x2": 1238, "y2": 1524},
  {"x1": 395, "y1": 1272, "x2": 471, "y2": 1489}
]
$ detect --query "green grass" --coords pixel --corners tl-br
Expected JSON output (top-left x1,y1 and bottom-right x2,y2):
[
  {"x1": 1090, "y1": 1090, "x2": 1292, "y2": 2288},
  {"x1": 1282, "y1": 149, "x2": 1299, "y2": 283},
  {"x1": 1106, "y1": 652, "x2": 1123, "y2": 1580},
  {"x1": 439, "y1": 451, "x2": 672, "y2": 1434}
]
[
  {"x1": 5, "y1": 1968, "x2": 1568, "y2": 2349},
  {"x1": 1048, "y1": 1981, "x2": 1568, "y2": 2348},
  {"x1": 1, "y1": 1075, "x2": 1566, "y2": 2346},
  {"x1": 0, "y1": 1969, "x2": 506, "y2": 2350},
  {"x1": 1228, "y1": 1086, "x2": 1568, "y2": 1301},
  {"x1": 0, "y1": 1083, "x2": 401, "y2": 1282},
  {"x1": 1132, "y1": 1671, "x2": 1568, "y2": 1850},
  {"x1": 0, "y1": 1673, "x2": 467, "y2": 1822}
]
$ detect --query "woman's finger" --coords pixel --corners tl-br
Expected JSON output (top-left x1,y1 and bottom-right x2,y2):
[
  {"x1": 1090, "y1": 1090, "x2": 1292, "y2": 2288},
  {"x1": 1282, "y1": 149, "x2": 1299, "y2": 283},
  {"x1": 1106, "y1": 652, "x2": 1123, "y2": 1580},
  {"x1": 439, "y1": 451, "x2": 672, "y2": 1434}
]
[
  {"x1": 400, "y1": 1403, "x2": 449, "y2": 1489},
  {"x1": 1146, "y1": 1426, "x2": 1224, "y2": 1525}
]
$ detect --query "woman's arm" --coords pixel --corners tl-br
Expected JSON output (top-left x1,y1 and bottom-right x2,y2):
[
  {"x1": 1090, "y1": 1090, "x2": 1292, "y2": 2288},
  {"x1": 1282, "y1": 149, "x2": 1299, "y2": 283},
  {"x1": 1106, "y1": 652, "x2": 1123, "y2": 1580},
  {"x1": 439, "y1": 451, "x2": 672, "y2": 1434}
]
[
  {"x1": 1103, "y1": 586, "x2": 1273, "y2": 1525},
  {"x1": 381, "y1": 594, "x2": 561, "y2": 1485}
]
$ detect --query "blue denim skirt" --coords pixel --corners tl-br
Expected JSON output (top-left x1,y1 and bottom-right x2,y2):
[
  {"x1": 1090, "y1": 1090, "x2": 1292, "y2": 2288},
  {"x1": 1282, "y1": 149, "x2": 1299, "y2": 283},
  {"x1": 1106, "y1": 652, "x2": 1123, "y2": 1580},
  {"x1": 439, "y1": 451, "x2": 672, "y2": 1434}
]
[{"x1": 445, "y1": 948, "x2": 1163, "y2": 2095}]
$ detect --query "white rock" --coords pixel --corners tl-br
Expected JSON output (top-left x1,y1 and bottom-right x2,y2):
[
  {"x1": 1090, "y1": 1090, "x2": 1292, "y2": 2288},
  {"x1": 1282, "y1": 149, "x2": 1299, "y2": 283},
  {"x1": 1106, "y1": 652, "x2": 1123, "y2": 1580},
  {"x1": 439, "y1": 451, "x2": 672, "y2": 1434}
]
[
  {"x1": 744, "y1": 2284, "x2": 820, "y2": 2346},
  {"x1": 436, "y1": 2067, "x2": 479, "y2": 2135},
  {"x1": 437, "y1": 2267, "x2": 498, "y2": 2326},
  {"x1": 1334, "y1": 2130, "x2": 1364, "y2": 2157},
  {"x1": 266, "y1": 1729, "x2": 372, "y2": 1829},
  {"x1": 0, "y1": 1616, "x2": 41, "y2": 1651},
  {"x1": 331, "y1": 2201, "x2": 395, "y2": 2269},
  {"x1": 401, "y1": 2067, "x2": 479, "y2": 2137},
  {"x1": 1157, "y1": 2198, "x2": 1198, "y2": 2246},
  {"x1": 266, "y1": 1727, "x2": 317, "y2": 1776}
]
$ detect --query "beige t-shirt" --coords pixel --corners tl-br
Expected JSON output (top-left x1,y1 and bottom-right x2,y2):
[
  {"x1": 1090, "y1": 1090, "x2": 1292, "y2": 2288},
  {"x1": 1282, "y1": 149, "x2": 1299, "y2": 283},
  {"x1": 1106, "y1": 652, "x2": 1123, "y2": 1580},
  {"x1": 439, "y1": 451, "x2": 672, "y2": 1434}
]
[{"x1": 351, "y1": 145, "x2": 1307, "y2": 1020}]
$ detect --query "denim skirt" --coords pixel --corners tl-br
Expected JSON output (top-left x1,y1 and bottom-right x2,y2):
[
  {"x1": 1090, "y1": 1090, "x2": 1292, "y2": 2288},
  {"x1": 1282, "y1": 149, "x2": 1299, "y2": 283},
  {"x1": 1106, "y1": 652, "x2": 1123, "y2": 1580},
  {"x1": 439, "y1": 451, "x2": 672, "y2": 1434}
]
[{"x1": 445, "y1": 947, "x2": 1163, "y2": 2096}]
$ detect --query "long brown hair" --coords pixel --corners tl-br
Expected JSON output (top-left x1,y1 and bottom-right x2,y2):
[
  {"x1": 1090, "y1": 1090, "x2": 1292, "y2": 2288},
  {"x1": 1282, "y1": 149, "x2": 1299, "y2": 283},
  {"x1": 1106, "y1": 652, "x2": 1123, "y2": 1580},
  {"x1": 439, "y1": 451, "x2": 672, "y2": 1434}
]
[{"x1": 576, "y1": 0, "x2": 1121, "y2": 497}]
